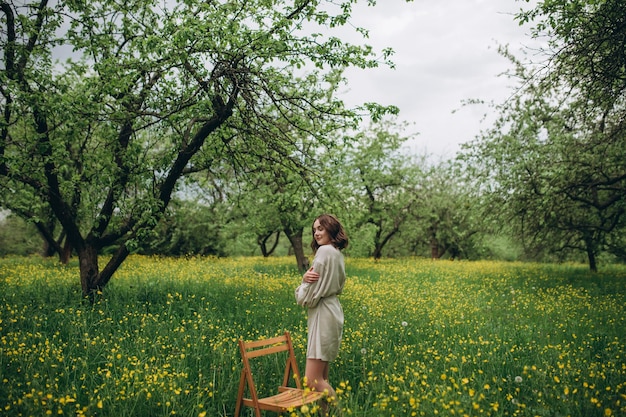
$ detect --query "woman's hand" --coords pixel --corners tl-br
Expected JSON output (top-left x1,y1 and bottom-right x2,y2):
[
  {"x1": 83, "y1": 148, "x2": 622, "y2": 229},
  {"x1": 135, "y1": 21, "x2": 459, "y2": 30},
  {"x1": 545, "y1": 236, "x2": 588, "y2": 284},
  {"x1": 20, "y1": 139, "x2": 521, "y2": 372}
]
[{"x1": 302, "y1": 267, "x2": 320, "y2": 284}]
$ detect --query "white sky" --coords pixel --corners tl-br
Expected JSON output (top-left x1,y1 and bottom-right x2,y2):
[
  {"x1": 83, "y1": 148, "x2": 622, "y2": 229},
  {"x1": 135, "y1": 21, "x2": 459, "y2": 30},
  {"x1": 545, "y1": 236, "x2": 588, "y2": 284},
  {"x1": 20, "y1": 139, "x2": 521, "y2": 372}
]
[{"x1": 339, "y1": 0, "x2": 539, "y2": 159}]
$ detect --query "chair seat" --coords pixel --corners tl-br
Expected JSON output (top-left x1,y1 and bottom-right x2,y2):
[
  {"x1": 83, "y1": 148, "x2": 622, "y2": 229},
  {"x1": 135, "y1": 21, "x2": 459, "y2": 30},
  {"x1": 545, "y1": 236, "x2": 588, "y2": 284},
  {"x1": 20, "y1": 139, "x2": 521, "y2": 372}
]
[{"x1": 243, "y1": 387, "x2": 326, "y2": 412}]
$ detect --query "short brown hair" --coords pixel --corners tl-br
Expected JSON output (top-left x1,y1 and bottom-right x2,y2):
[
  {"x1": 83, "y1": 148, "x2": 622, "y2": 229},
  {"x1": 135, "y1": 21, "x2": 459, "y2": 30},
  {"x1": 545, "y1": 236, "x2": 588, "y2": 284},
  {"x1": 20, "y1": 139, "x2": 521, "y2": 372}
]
[{"x1": 310, "y1": 214, "x2": 349, "y2": 252}]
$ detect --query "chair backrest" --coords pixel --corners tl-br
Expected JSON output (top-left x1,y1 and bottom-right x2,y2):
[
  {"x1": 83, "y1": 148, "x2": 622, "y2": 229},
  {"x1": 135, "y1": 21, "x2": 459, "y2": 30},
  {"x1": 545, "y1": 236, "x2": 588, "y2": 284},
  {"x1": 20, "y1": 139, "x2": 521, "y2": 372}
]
[{"x1": 238, "y1": 331, "x2": 303, "y2": 397}]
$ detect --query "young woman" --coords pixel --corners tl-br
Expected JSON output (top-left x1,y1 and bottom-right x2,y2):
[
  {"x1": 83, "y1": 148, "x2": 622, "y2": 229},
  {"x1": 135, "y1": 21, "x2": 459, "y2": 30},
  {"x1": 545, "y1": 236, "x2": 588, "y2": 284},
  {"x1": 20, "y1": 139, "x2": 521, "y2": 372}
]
[{"x1": 295, "y1": 214, "x2": 349, "y2": 407}]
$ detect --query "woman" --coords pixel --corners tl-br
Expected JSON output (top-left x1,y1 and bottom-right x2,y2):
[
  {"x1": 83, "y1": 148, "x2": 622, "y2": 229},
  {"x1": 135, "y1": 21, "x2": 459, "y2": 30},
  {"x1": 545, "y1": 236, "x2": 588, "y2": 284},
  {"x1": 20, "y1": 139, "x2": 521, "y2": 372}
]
[{"x1": 295, "y1": 214, "x2": 348, "y2": 406}]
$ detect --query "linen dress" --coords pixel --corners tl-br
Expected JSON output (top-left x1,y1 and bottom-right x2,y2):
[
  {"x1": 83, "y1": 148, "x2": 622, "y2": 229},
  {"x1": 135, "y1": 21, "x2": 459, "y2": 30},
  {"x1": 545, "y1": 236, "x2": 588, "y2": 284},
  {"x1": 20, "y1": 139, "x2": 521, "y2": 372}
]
[{"x1": 295, "y1": 244, "x2": 346, "y2": 362}]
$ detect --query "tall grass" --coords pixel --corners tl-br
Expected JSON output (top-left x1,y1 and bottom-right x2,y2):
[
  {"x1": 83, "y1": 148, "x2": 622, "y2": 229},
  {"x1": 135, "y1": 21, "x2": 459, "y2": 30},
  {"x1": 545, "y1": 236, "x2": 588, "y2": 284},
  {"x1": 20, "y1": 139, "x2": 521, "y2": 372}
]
[{"x1": 1, "y1": 255, "x2": 624, "y2": 416}]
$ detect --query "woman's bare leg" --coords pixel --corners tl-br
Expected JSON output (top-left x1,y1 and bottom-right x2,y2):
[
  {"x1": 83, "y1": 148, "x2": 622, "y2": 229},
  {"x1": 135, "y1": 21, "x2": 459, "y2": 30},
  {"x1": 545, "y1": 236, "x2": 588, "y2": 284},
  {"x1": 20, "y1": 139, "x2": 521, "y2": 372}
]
[
  {"x1": 305, "y1": 358, "x2": 336, "y2": 413},
  {"x1": 322, "y1": 361, "x2": 330, "y2": 382}
]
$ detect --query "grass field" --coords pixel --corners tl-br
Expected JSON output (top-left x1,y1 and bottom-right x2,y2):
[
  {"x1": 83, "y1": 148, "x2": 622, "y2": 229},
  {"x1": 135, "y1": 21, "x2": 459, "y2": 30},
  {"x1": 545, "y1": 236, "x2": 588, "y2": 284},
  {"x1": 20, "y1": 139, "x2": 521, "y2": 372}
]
[{"x1": 0, "y1": 255, "x2": 625, "y2": 417}]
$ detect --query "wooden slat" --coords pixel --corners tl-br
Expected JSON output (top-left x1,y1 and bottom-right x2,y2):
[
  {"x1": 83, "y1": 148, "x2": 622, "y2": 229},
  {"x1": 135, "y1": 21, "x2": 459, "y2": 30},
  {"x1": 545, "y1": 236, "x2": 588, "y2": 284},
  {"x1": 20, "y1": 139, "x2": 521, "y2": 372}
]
[
  {"x1": 246, "y1": 343, "x2": 288, "y2": 358},
  {"x1": 243, "y1": 335, "x2": 287, "y2": 349},
  {"x1": 243, "y1": 389, "x2": 326, "y2": 413}
]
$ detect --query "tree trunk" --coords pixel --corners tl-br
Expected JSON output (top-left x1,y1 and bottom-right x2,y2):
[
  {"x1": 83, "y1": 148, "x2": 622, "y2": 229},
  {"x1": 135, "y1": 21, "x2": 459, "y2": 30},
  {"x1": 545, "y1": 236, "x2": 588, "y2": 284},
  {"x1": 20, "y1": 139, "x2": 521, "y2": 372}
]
[
  {"x1": 78, "y1": 245, "x2": 100, "y2": 298},
  {"x1": 78, "y1": 243, "x2": 130, "y2": 299},
  {"x1": 430, "y1": 236, "x2": 446, "y2": 259},
  {"x1": 584, "y1": 236, "x2": 598, "y2": 272},
  {"x1": 42, "y1": 239, "x2": 56, "y2": 257},
  {"x1": 283, "y1": 226, "x2": 309, "y2": 273},
  {"x1": 34, "y1": 220, "x2": 61, "y2": 258},
  {"x1": 370, "y1": 221, "x2": 398, "y2": 260},
  {"x1": 258, "y1": 231, "x2": 280, "y2": 257},
  {"x1": 60, "y1": 236, "x2": 71, "y2": 265},
  {"x1": 372, "y1": 221, "x2": 383, "y2": 259},
  {"x1": 372, "y1": 231, "x2": 398, "y2": 259},
  {"x1": 430, "y1": 237, "x2": 439, "y2": 259}
]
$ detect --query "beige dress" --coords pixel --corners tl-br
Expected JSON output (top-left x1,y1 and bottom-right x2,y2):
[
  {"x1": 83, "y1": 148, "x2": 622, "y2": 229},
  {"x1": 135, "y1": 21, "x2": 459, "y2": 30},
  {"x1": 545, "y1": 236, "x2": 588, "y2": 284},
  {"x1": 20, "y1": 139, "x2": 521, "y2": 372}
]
[{"x1": 295, "y1": 244, "x2": 345, "y2": 362}]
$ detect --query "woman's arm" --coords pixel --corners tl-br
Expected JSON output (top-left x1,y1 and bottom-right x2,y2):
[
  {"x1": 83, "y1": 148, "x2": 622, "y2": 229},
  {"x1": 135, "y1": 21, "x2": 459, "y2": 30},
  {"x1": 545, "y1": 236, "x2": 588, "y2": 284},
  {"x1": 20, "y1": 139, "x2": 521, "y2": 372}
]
[
  {"x1": 295, "y1": 249, "x2": 333, "y2": 307},
  {"x1": 302, "y1": 267, "x2": 320, "y2": 284}
]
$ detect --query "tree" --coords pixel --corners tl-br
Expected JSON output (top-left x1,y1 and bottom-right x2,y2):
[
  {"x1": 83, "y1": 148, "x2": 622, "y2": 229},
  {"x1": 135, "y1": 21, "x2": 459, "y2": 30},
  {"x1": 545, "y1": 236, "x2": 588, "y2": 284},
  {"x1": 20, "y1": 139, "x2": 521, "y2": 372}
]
[
  {"x1": 230, "y1": 160, "x2": 317, "y2": 272},
  {"x1": 461, "y1": 0, "x2": 626, "y2": 270},
  {"x1": 341, "y1": 121, "x2": 422, "y2": 259},
  {"x1": 0, "y1": 211, "x2": 41, "y2": 256},
  {"x1": 227, "y1": 124, "x2": 337, "y2": 271},
  {"x1": 1, "y1": 0, "x2": 398, "y2": 297},
  {"x1": 4, "y1": 203, "x2": 72, "y2": 261},
  {"x1": 136, "y1": 197, "x2": 229, "y2": 257},
  {"x1": 413, "y1": 161, "x2": 480, "y2": 260}
]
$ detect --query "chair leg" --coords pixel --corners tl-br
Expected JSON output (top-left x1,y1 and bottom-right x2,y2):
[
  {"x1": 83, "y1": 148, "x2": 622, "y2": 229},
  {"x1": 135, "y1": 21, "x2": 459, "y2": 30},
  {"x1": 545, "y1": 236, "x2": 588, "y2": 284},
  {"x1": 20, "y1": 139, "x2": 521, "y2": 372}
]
[{"x1": 234, "y1": 369, "x2": 246, "y2": 417}]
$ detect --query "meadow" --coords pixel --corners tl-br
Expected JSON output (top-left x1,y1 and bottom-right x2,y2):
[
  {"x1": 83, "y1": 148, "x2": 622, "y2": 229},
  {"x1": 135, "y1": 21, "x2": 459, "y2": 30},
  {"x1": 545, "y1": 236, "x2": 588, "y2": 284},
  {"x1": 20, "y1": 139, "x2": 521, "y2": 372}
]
[{"x1": 0, "y1": 255, "x2": 625, "y2": 417}]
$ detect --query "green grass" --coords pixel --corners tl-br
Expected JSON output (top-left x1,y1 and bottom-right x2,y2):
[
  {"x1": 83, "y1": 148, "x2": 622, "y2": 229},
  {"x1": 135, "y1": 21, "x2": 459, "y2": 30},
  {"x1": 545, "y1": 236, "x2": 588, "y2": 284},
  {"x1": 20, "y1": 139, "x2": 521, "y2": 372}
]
[{"x1": 0, "y1": 255, "x2": 625, "y2": 416}]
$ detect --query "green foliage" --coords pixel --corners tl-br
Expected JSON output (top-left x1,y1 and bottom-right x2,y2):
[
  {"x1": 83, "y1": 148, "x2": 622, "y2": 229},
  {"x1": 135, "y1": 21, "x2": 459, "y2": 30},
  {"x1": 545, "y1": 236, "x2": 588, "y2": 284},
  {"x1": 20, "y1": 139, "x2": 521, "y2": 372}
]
[
  {"x1": 1, "y1": 0, "x2": 400, "y2": 294},
  {"x1": 461, "y1": 0, "x2": 626, "y2": 270},
  {"x1": 0, "y1": 212, "x2": 41, "y2": 256},
  {"x1": 481, "y1": 234, "x2": 524, "y2": 262},
  {"x1": 135, "y1": 199, "x2": 228, "y2": 257},
  {"x1": 518, "y1": 0, "x2": 626, "y2": 105},
  {"x1": 331, "y1": 120, "x2": 483, "y2": 260},
  {"x1": 336, "y1": 120, "x2": 424, "y2": 258},
  {"x1": 345, "y1": 221, "x2": 377, "y2": 257},
  {"x1": 409, "y1": 159, "x2": 483, "y2": 260},
  {"x1": 222, "y1": 125, "x2": 328, "y2": 268}
]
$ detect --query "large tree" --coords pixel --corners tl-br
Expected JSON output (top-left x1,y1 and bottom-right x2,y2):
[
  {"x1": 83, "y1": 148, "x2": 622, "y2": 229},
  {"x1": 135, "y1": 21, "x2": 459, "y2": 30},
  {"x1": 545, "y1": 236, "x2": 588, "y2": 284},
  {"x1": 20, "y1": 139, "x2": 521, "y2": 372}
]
[
  {"x1": 0, "y1": 0, "x2": 398, "y2": 296},
  {"x1": 229, "y1": 149, "x2": 320, "y2": 272},
  {"x1": 410, "y1": 160, "x2": 480, "y2": 260},
  {"x1": 341, "y1": 121, "x2": 422, "y2": 259},
  {"x1": 461, "y1": 0, "x2": 626, "y2": 270}
]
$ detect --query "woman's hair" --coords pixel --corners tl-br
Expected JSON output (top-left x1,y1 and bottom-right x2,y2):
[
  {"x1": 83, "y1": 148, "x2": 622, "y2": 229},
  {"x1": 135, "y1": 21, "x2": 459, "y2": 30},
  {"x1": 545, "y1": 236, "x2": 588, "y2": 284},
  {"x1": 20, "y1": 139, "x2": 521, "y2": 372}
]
[{"x1": 310, "y1": 214, "x2": 349, "y2": 252}]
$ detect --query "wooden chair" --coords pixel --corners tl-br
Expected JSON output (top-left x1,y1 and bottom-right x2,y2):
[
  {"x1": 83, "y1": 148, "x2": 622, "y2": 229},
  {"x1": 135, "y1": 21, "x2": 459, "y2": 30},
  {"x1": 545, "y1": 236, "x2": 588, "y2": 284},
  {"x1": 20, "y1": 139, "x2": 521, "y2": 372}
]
[{"x1": 235, "y1": 331, "x2": 325, "y2": 416}]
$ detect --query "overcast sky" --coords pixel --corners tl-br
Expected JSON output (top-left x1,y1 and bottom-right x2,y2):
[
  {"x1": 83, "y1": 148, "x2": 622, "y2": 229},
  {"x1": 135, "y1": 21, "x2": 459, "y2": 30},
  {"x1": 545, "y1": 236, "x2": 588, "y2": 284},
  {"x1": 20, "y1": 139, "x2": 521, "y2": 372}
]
[{"x1": 338, "y1": 0, "x2": 539, "y2": 158}]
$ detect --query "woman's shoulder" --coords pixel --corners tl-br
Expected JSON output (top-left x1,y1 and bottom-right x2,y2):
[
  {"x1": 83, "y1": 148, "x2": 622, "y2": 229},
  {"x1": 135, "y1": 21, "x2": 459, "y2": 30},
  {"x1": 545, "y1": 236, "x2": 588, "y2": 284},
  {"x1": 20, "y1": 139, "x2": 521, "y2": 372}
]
[{"x1": 317, "y1": 244, "x2": 341, "y2": 257}]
